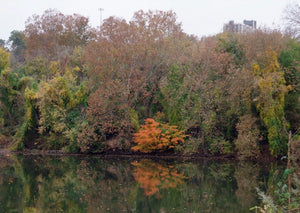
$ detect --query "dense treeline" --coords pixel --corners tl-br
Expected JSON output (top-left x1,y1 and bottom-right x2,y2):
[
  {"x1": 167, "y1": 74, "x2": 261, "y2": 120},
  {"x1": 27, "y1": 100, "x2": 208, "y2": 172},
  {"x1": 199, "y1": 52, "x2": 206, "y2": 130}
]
[{"x1": 0, "y1": 8, "x2": 299, "y2": 158}]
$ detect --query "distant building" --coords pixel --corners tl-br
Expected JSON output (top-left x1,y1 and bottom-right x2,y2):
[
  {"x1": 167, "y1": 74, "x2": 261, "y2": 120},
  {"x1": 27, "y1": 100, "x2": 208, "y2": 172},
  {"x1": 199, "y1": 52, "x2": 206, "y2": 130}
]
[
  {"x1": 223, "y1": 20, "x2": 257, "y2": 33},
  {"x1": 243, "y1": 20, "x2": 256, "y2": 29}
]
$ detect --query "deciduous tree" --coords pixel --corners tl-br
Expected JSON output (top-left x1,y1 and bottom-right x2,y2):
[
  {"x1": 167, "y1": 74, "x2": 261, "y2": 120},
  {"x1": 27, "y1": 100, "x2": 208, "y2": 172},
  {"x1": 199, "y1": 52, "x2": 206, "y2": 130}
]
[
  {"x1": 284, "y1": 2, "x2": 300, "y2": 40},
  {"x1": 24, "y1": 9, "x2": 95, "y2": 61},
  {"x1": 132, "y1": 118, "x2": 185, "y2": 153},
  {"x1": 253, "y1": 51, "x2": 289, "y2": 156}
]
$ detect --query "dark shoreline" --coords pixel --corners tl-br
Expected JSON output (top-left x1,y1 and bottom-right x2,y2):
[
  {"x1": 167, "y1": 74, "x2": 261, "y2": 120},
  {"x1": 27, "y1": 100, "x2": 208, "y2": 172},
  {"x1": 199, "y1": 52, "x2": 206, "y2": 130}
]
[{"x1": 0, "y1": 148, "x2": 278, "y2": 163}]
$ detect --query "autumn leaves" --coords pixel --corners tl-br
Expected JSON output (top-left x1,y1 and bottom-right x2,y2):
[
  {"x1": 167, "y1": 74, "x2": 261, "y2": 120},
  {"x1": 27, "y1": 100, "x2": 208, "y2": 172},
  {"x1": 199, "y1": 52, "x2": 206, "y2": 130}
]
[
  {"x1": 0, "y1": 8, "x2": 299, "y2": 157},
  {"x1": 132, "y1": 118, "x2": 186, "y2": 153}
]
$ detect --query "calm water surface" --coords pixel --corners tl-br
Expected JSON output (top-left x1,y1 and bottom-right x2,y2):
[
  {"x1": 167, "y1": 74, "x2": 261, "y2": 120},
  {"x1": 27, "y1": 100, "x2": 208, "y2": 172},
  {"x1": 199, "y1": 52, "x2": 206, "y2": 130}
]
[{"x1": 0, "y1": 154, "x2": 283, "y2": 213}]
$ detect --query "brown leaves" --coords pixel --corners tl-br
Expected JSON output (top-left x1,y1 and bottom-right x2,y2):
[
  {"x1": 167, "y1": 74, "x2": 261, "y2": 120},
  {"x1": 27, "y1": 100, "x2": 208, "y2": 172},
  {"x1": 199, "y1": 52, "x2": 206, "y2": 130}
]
[
  {"x1": 84, "y1": 10, "x2": 188, "y2": 105},
  {"x1": 86, "y1": 79, "x2": 130, "y2": 140},
  {"x1": 83, "y1": 10, "x2": 191, "y2": 146},
  {"x1": 235, "y1": 114, "x2": 260, "y2": 159},
  {"x1": 239, "y1": 29, "x2": 284, "y2": 66},
  {"x1": 24, "y1": 9, "x2": 95, "y2": 61}
]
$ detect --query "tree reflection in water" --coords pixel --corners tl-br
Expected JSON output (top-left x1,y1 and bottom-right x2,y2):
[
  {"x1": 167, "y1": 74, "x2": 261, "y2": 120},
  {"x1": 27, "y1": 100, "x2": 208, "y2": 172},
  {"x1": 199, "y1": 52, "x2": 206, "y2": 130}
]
[
  {"x1": 0, "y1": 154, "x2": 287, "y2": 213},
  {"x1": 132, "y1": 159, "x2": 187, "y2": 197}
]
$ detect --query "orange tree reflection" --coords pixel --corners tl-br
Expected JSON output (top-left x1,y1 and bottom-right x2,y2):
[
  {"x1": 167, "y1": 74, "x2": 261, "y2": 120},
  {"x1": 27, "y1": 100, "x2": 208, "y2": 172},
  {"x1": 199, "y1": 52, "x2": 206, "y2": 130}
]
[{"x1": 132, "y1": 159, "x2": 187, "y2": 197}]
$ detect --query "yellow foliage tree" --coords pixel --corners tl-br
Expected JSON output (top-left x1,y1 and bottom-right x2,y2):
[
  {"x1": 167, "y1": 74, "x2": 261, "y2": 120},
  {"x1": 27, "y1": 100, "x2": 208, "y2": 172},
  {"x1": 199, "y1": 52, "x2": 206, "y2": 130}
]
[
  {"x1": 253, "y1": 51, "x2": 289, "y2": 156},
  {"x1": 0, "y1": 48, "x2": 9, "y2": 72}
]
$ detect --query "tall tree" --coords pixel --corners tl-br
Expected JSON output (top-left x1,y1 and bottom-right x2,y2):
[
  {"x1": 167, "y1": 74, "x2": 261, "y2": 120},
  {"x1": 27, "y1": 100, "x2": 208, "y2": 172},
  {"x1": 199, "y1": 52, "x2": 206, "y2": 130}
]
[
  {"x1": 0, "y1": 49, "x2": 24, "y2": 135},
  {"x1": 83, "y1": 10, "x2": 187, "y2": 146},
  {"x1": 253, "y1": 51, "x2": 289, "y2": 156},
  {"x1": 24, "y1": 9, "x2": 95, "y2": 61},
  {"x1": 279, "y1": 39, "x2": 300, "y2": 132},
  {"x1": 8, "y1": 30, "x2": 26, "y2": 64},
  {"x1": 284, "y1": 2, "x2": 300, "y2": 40},
  {"x1": 0, "y1": 39, "x2": 5, "y2": 48}
]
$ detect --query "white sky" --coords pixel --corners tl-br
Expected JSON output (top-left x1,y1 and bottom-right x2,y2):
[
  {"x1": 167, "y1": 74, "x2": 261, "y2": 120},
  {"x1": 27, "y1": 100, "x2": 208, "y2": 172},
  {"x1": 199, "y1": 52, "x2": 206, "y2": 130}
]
[{"x1": 0, "y1": 0, "x2": 295, "y2": 41}]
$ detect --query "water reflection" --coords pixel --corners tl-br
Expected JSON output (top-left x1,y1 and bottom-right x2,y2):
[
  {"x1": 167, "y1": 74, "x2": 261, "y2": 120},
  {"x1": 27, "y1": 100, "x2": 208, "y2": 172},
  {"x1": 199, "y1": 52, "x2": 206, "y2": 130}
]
[
  {"x1": 132, "y1": 159, "x2": 186, "y2": 197},
  {"x1": 0, "y1": 154, "x2": 283, "y2": 213}
]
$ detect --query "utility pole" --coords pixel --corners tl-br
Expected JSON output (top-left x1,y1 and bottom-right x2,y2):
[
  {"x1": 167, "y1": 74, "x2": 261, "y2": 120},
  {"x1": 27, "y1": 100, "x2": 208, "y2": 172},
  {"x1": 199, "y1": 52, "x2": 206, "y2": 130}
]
[{"x1": 99, "y1": 8, "x2": 104, "y2": 30}]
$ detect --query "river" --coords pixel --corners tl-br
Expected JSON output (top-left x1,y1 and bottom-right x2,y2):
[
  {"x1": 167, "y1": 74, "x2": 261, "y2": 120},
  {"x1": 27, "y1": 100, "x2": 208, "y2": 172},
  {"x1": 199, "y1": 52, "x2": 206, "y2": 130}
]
[{"x1": 0, "y1": 154, "x2": 284, "y2": 213}]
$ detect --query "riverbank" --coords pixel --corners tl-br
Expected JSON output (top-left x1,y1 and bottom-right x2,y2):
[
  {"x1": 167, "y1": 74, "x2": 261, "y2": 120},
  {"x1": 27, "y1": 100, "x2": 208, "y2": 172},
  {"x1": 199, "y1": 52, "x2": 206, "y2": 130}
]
[{"x1": 0, "y1": 148, "x2": 279, "y2": 163}]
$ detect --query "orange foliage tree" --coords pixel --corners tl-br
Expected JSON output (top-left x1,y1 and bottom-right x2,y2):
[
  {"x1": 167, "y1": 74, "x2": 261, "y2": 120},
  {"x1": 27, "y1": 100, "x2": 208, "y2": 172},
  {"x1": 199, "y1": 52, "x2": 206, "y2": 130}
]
[{"x1": 131, "y1": 118, "x2": 186, "y2": 153}]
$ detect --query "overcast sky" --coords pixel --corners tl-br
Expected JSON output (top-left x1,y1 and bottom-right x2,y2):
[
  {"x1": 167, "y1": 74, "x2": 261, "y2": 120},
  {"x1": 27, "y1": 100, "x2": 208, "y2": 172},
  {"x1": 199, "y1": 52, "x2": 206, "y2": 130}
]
[{"x1": 0, "y1": 0, "x2": 295, "y2": 41}]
